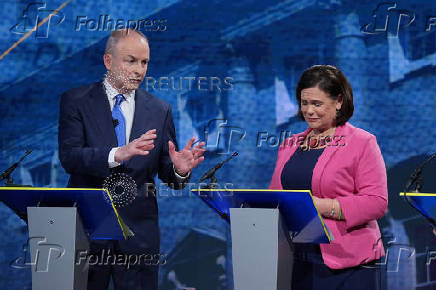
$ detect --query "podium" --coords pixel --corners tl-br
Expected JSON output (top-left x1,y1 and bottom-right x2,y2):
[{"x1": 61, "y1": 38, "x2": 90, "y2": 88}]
[
  {"x1": 192, "y1": 188, "x2": 332, "y2": 290},
  {"x1": 0, "y1": 187, "x2": 130, "y2": 290}
]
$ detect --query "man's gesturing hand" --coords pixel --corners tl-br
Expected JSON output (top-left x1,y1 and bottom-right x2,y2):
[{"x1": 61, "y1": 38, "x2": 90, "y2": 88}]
[
  {"x1": 169, "y1": 137, "x2": 206, "y2": 176},
  {"x1": 115, "y1": 129, "x2": 157, "y2": 163}
]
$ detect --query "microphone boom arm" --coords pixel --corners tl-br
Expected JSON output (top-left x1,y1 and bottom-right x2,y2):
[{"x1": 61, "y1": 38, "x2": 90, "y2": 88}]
[{"x1": 0, "y1": 150, "x2": 32, "y2": 185}]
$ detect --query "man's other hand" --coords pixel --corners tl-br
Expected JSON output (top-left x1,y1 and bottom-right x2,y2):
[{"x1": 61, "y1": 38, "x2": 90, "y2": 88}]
[{"x1": 169, "y1": 137, "x2": 205, "y2": 176}]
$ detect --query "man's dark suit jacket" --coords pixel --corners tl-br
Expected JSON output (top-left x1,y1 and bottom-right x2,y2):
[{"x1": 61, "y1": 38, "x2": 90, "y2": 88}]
[{"x1": 58, "y1": 82, "x2": 185, "y2": 255}]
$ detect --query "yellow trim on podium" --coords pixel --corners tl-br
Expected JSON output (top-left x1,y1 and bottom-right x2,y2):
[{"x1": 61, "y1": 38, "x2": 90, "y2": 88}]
[
  {"x1": 192, "y1": 188, "x2": 311, "y2": 193},
  {"x1": 400, "y1": 192, "x2": 436, "y2": 196},
  {"x1": 103, "y1": 188, "x2": 129, "y2": 239},
  {"x1": 0, "y1": 187, "x2": 104, "y2": 191}
]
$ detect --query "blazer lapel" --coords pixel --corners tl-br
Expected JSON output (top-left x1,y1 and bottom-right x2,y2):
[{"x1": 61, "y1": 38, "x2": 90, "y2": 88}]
[
  {"x1": 272, "y1": 128, "x2": 311, "y2": 189},
  {"x1": 129, "y1": 89, "x2": 153, "y2": 142},
  {"x1": 125, "y1": 90, "x2": 154, "y2": 168},
  {"x1": 86, "y1": 82, "x2": 118, "y2": 147},
  {"x1": 312, "y1": 123, "x2": 351, "y2": 196}
]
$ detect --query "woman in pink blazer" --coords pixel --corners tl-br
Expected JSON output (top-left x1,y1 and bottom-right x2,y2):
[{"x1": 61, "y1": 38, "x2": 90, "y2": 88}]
[{"x1": 269, "y1": 65, "x2": 387, "y2": 289}]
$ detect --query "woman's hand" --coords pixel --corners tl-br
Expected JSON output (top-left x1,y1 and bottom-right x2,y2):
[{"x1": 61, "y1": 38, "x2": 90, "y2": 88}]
[{"x1": 312, "y1": 196, "x2": 343, "y2": 220}]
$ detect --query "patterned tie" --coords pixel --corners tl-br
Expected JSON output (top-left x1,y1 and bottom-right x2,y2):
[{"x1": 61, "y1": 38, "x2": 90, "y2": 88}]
[{"x1": 112, "y1": 94, "x2": 126, "y2": 147}]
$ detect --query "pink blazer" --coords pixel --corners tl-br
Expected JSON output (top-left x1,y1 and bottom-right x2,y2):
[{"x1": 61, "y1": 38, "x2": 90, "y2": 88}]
[{"x1": 269, "y1": 122, "x2": 388, "y2": 269}]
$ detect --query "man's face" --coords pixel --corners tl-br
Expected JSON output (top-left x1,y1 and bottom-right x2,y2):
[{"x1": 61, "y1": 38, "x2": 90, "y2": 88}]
[{"x1": 104, "y1": 32, "x2": 149, "y2": 92}]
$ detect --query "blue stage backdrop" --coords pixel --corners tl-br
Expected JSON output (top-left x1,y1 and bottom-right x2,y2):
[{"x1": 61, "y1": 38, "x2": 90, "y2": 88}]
[{"x1": 0, "y1": 0, "x2": 436, "y2": 289}]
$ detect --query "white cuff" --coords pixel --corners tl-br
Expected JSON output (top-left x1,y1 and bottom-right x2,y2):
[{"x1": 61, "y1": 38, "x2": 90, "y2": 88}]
[
  {"x1": 108, "y1": 147, "x2": 121, "y2": 168},
  {"x1": 173, "y1": 164, "x2": 191, "y2": 180}
]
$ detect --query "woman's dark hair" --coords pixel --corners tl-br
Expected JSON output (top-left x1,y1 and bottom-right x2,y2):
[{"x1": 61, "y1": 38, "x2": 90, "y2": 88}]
[{"x1": 295, "y1": 65, "x2": 354, "y2": 126}]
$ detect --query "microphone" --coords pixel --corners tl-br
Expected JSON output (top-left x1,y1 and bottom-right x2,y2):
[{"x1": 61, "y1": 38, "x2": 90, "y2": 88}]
[
  {"x1": 402, "y1": 152, "x2": 436, "y2": 233},
  {"x1": 199, "y1": 152, "x2": 238, "y2": 182},
  {"x1": 404, "y1": 152, "x2": 436, "y2": 192},
  {"x1": 405, "y1": 168, "x2": 422, "y2": 192},
  {"x1": 112, "y1": 118, "x2": 119, "y2": 128}
]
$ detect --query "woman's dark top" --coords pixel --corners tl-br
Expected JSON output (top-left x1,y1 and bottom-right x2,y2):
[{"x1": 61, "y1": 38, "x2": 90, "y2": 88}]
[
  {"x1": 281, "y1": 146, "x2": 325, "y2": 263},
  {"x1": 281, "y1": 146, "x2": 325, "y2": 191}
]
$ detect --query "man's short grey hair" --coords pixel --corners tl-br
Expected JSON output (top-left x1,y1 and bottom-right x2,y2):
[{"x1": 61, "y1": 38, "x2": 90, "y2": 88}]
[{"x1": 105, "y1": 29, "x2": 148, "y2": 54}]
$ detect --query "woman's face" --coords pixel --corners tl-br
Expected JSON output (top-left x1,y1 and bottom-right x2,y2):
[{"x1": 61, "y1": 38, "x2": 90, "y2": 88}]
[{"x1": 300, "y1": 87, "x2": 342, "y2": 134}]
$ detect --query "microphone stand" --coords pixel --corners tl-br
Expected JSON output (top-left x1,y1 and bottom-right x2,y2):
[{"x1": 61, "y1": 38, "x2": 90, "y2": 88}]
[
  {"x1": 0, "y1": 150, "x2": 33, "y2": 187},
  {"x1": 402, "y1": 152, "x2": 436, "y2": 233},
  {"x1": 196, "y1": 152, "x2": 239, "y2": 222}
]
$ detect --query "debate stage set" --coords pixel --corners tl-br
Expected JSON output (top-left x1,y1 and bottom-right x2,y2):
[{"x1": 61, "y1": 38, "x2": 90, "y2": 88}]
[{"x1": 1, "y1": 0, "x2": 436, "y2": 289}]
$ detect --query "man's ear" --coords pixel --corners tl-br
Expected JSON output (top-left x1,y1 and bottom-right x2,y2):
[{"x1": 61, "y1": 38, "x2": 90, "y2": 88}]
[{"x1": 103, "y1": 53, "x2": 112, "y2": 71}]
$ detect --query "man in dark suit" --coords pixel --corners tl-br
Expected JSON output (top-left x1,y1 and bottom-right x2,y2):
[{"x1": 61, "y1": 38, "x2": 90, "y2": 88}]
[{"x1": 58, "y1": 29, "x2": 205, "y2": 290}]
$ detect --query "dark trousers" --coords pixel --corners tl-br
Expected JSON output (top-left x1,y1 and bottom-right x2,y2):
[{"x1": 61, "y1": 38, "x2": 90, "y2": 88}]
[
  {"x1": 291, "y1": 244, "x2": 386, "y2": 290},
  {"x1": 86, "y1": 240, "x2": 159, "y2": 290}
]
